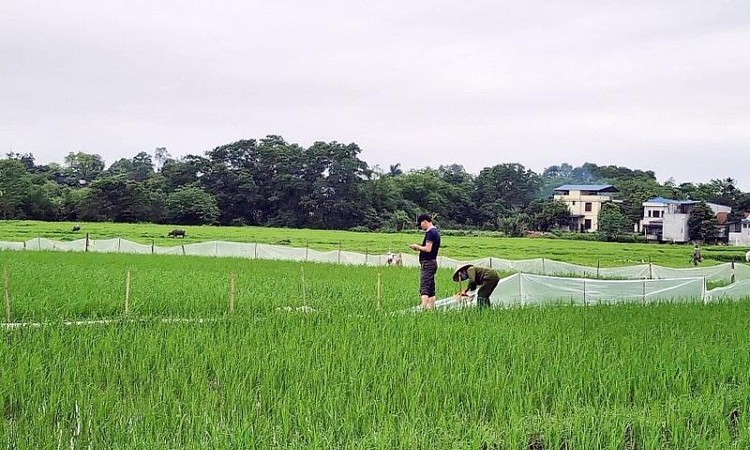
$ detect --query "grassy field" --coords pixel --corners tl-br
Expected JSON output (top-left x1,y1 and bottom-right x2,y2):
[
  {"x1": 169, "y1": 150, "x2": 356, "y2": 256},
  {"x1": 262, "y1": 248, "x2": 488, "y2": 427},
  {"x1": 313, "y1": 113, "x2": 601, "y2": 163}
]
[
  {"x1": 3, "y1": 221, "x2": 750, "y2": 447},
  {"x1": 3, "y1": 302, "x2": 750, "y2": 447},
  {"x1": 2, "y1": 219, "x2": 749, "y2": 266},
  {"x1": 1, "y1": 251, "x2": 429, "y2": 321}
]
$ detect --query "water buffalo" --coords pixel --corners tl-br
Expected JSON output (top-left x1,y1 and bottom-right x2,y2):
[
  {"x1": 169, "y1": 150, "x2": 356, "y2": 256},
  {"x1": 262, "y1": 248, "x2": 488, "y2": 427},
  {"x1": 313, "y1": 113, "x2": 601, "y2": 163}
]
[{"x1": 168, "y1": 229, "x2": 186, "y2": 238}]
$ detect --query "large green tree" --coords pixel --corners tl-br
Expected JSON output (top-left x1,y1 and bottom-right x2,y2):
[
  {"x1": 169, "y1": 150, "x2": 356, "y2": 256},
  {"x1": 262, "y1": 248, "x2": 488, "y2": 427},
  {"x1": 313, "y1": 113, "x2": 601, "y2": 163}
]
[
  {"x1": 473, "y1": 163, "x2": 541, "y2": 228},
  {"x1": 63, "y1": 152, "x2": 105, "y2": 185},
  {"x1": 597, "y1": 202, "x2": 631, "y2": 241},
  {"x1": 166, "y1": 186, "x2": 219, "y2": 225},
  {"x1": 688, "y1": 202, "x2": 720, "y2": 243},
  {"x1": 526, "y1": 199, "x2": 571, "y2": 231},
  {"x1": 0, "y1": 159, "x2": 34, "y2": 219}
]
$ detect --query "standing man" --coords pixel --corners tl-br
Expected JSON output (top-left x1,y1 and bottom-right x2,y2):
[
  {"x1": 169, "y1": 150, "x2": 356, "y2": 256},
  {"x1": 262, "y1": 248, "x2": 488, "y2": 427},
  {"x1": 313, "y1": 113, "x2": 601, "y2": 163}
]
[
  {"x1": 409, "y1": 213, "x2": 441, "y2": 309},
  {"x1": 453, "y1": 264, "x2": 500, "y2": 308}
]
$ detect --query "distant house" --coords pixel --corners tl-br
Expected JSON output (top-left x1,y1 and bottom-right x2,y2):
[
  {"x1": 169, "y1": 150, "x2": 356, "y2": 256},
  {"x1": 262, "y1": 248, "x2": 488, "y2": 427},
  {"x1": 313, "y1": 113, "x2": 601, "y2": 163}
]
[
  {"x1": 553, "y1": 184, "x2": 619, "y2": 232},
  {"x1": 728, "y1": 213, "x2": 750, "y2": 246},
  {"x1": 638, "y1": 197, "x2": 731, "y2": 243}
]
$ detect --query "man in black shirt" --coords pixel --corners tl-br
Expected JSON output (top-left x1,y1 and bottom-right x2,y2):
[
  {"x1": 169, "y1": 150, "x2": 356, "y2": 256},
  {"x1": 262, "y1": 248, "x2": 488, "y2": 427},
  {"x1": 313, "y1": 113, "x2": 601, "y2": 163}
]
[{"x1": 409, "y1": 213, "x2": 441, "y2": 309}]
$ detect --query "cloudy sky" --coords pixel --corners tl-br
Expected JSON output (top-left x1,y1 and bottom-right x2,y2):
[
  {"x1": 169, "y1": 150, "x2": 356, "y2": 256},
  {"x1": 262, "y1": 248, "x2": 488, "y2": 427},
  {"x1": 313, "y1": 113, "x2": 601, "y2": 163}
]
[{"x1": 1, "y1": 0, "x2": 749, "y2": 188}]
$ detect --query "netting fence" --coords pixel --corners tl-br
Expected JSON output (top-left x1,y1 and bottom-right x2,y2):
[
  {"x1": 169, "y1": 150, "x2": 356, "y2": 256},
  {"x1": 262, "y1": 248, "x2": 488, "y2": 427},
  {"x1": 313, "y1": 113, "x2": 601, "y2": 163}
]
[{"x1": 3, "y1": 237, "x2": 750, "y2": 311}]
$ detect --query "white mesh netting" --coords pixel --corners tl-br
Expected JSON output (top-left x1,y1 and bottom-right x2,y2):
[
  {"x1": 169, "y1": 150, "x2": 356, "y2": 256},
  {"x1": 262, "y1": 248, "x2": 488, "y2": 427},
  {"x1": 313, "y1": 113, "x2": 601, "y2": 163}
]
[{"x1": 3, "y1": 237, "x2": 750, "y2": 304}]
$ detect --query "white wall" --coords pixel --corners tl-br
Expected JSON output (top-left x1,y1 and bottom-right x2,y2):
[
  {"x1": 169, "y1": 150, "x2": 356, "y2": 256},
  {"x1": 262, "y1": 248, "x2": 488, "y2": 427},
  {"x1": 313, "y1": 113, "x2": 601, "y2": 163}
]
[{"x1": 663, "y1": 213, "x2": 690, "y2": 243}]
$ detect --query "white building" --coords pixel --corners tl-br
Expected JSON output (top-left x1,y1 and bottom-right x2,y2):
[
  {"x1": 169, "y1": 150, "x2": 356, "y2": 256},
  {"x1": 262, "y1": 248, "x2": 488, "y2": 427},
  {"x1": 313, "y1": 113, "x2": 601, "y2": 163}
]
[
  {"x1": 638, "y1": 197, "x2": 732, "y2": 243},
  {"x1": 728, "y1": 214, "x2": 750, "y2": 246},
  {"x1": 553, "y1": 184, "x2": 619, "y2": 232}
]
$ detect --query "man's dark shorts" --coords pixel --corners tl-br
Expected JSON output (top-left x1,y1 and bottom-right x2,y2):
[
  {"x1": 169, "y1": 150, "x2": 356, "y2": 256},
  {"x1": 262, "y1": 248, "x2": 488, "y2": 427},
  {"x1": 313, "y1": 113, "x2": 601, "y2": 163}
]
[{"x1": 420, "y1": 259, "x2": 438, "y2": 297}]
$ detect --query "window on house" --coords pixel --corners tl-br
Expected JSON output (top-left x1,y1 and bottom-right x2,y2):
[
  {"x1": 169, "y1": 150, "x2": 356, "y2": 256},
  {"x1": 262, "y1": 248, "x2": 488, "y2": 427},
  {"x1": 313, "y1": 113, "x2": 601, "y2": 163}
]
[
  {"x1": 572, "y1": 201, "x2": 576, "y2": 206},
  {"x1": 648, "y1": 211, "x2": 653, "y2": 217},
  {"x1": 584, "y1": 219, "x2": 592, "y2": 229},
  {"x1": 585, "y1": 202, "x2": 592, "y2": 212}
]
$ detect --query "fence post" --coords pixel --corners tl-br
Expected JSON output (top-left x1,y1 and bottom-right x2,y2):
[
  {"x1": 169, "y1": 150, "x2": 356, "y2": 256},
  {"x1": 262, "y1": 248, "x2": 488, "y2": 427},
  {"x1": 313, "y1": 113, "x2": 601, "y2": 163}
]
[
  {"x1": 582, "y1": 273, "x2": 587, "y2": 307},
  {"x1": 596, "y1": 260, "x2": 600, "y2": 278},
  {"x1": 229, "y1": 272, "x2": 236, "y2": 314},
  {"x1": 125, "y1": 270, "x2": 131, "y2": 315},
  {"x1": 22, "y1": 241, "x2": 26, "y2": 250},
  {"x1": 642, "y1": 279, "x2": 647, "y2": 305},
  {"x1": 731, "y1": 260, "x2": 736, "y2": 284},
  {"x1": 337, "y1": 242, "x2": 342, "y2": 264},
  {"x1": 4, "y1": 265, "x2": 10, "y2": 323},
  {"x1": 151, "y1": 240, "x2": 155, "y2": 255},
  {"x1": 254, "y1": 243, "x2": 258, "y2": 259},
  {"x1": 117, "y1": 237, "x2": 121, "y2": 253},
  {"x1": 37, "y1": 236, "x2": 41, "y2": 250},
  {"x1": 181, "y1": 244, "x2": 186, "y2": 256},
  {"x1": 85, "y1": 233, "x2": 90, "y2": 252},
  {"x1": 648, "y1": 256, "x2": 653, "y2": 279}
]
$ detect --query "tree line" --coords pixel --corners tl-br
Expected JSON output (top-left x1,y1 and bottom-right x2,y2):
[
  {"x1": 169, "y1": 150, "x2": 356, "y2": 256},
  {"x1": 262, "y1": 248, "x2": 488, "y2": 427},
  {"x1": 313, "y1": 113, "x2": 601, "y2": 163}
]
[{"x1": 1, "y1": 135, "x2": 748, "y2": 238}]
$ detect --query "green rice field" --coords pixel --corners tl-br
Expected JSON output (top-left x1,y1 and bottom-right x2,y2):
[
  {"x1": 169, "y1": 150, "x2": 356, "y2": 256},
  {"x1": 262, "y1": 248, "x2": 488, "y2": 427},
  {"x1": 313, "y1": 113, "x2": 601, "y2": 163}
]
[{"x1": 2, "y1": 220, "x2": 750, "y2": 447}]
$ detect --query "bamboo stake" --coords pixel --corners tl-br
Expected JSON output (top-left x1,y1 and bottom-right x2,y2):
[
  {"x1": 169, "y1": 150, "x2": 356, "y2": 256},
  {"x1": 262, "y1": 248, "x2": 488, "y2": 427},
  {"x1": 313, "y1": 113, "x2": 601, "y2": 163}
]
[
  {"x1": 125, "y1": 270, "x2": 131, "y2": 315},
  {"x1": 376, "y1": 272, "x2": 382, "y2": 309},
  {"x1": 229, "y1": 272, "x2": 237, "y2": 313},
  {"x1": 4, "y1": 265, "x2": 10, "y2": 323}
]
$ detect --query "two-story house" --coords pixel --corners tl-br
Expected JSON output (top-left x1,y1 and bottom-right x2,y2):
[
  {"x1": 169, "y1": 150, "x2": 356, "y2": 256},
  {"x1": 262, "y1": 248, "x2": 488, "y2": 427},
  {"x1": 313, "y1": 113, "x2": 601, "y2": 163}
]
[
  {"x1": 553, "y1": 184, "x2": 619, "y2": 232},
  {"x1": 638, "y1": 197, "x2": 732, "y2": 243},
  {"x1": 728, "y1": 213, "x2": 750, "y2": 246}
]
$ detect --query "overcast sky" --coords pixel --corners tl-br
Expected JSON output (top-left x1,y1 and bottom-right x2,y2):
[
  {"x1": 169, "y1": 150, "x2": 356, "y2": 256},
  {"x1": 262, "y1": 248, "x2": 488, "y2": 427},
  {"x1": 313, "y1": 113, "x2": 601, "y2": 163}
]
[{"x1": 1, "y1": 0, "x2": 749, "y2": 189}]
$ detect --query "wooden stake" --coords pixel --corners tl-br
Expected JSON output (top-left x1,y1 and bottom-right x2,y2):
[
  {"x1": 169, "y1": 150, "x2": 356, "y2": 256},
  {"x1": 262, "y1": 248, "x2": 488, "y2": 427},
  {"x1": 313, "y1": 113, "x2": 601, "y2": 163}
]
[
  {"x1": 229, "y1": 272, "x2": 237, "y2": 313},
  {"x1": 85, "y1": 233, "x2": 90, "y2": 252},
  {"x1": 376, "y1": 272, "x2": 382, "y2": 309},
  {"x1": 125, "y1": 270, "x2": 131, "y2": 315},
  {"x1": 4, "y1": 265, "x2": 10, "y2": 323}
]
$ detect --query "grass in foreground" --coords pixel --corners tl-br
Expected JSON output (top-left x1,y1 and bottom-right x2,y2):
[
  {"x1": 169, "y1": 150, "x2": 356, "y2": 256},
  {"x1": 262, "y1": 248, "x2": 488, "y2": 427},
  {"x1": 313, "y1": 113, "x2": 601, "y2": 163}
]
[{"x1": 2, "y1": 303, "x2": 750, "y2": 448}]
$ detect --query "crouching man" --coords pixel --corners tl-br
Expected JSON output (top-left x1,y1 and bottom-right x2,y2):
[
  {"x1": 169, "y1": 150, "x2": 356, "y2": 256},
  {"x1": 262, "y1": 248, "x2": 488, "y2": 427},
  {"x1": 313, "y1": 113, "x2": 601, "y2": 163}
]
[{"x1": 452, "y1": 264, "x2": 500, "y2": 309}]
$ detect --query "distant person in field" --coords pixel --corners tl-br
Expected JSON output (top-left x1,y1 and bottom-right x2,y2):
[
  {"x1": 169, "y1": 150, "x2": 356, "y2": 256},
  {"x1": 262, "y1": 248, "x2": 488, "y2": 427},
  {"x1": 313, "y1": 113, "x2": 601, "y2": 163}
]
[
  {"x1": 453, "y1": 264, "x2": 500, "y2": 309},
  {"x1": 409, "y1": 214, "x2": 440, "y2": 309},
  {"x1": 691, "y1": 244, "x2": 702, "y2": 266}
]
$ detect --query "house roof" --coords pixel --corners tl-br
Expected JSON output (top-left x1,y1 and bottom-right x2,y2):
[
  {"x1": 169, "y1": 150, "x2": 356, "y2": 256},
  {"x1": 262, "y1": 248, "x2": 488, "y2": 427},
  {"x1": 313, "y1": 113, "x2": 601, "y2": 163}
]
[
  {"x1": 644, "y1": 197, "x2": 699, "y2": 205},
  {"x1": 716, "y1": 212, "x2": 729, "y2": 225},
  {"x1": 553, "y1": 184, "x2": 618, "y2": 193}
]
